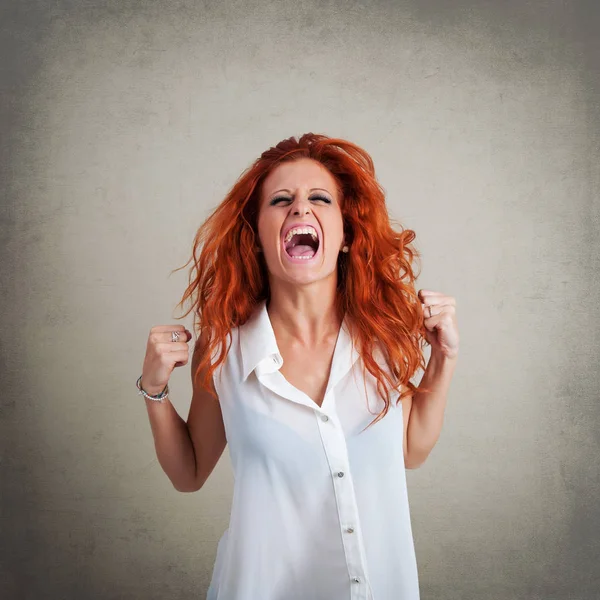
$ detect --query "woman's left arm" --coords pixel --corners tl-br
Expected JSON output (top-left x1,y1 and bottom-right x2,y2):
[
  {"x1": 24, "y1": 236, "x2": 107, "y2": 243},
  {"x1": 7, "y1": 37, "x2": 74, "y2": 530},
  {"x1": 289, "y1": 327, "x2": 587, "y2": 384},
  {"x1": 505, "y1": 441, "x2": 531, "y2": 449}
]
[{"x1": 405, "y1": 289, "x2": 459, "y2": 468}]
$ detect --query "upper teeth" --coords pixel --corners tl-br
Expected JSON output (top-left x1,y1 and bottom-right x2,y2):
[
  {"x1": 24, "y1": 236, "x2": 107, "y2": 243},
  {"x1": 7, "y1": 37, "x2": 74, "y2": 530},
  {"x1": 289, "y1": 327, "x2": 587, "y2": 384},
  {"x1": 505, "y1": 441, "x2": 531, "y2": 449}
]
[{"x1": 284, "y1": 226, "x2": 318, "y2": 245}]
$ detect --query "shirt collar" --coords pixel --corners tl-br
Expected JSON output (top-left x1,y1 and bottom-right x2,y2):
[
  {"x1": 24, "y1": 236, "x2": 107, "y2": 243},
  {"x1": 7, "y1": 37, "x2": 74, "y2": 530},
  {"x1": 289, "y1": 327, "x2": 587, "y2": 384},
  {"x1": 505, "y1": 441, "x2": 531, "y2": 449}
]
[{"x1": 239, "y1": 299, "x2": 359, "y2": 385}]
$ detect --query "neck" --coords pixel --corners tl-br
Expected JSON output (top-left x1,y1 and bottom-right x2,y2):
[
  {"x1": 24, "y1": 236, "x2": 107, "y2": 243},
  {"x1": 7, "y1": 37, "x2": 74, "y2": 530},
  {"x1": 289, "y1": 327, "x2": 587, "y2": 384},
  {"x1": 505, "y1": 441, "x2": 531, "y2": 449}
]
[{"x1": 266, "y1": 288, "x2": 342, "y2": 348}]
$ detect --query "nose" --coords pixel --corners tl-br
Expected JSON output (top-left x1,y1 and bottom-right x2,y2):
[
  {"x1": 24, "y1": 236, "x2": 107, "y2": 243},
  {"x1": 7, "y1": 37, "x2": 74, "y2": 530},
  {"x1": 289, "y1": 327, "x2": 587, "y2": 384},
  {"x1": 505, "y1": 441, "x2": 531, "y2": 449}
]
[{"x1": 291, "y1": 194, "x2": 312, "y2": 215}]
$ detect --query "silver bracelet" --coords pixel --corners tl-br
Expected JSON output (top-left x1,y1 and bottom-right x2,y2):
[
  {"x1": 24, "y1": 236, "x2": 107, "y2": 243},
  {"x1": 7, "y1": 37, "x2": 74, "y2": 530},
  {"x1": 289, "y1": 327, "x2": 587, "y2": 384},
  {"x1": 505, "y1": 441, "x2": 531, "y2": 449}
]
[{"x1": 136, "y1": 375, "x2": 169, "y2": 403}]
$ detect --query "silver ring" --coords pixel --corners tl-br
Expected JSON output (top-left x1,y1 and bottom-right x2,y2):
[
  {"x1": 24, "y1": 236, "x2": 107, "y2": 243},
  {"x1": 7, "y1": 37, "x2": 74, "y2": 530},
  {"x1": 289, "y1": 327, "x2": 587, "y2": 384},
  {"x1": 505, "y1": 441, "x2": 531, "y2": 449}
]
[
  {"x1": 428, "y1": 305, "x2": 433, "y2": 318},
  {"x1": 171, "y1": 331, "x2": 180, "y2": 342}
]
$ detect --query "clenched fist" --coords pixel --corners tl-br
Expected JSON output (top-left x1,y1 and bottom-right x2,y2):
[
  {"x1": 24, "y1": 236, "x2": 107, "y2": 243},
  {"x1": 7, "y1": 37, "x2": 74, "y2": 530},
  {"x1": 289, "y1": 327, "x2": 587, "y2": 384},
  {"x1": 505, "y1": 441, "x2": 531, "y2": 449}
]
[{"x1": 140, "y1": 325, "x2": 192, "y2": 396}]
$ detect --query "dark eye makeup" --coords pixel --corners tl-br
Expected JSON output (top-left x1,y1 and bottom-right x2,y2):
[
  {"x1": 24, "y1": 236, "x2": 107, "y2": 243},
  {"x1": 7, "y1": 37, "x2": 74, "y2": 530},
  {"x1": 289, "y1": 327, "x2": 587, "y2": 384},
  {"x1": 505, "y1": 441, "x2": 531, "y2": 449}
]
[{"x1": 270, "y1": 195, "x2": 331, "y2": 206}]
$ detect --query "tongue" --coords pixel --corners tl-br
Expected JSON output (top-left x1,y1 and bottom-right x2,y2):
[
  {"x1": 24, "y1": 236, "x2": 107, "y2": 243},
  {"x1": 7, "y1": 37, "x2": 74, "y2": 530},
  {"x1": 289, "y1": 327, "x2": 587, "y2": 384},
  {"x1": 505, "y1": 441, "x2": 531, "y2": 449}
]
[{"x1": 287, "y1": 244, "x2": 315, "y2": 257}]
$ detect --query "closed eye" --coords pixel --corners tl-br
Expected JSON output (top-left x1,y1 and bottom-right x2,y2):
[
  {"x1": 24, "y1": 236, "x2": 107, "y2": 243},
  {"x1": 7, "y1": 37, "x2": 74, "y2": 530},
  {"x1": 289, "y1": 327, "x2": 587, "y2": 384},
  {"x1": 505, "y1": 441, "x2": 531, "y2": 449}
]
[{"x1": 270, "y1": 195, "x2": 331, "y2": 205}]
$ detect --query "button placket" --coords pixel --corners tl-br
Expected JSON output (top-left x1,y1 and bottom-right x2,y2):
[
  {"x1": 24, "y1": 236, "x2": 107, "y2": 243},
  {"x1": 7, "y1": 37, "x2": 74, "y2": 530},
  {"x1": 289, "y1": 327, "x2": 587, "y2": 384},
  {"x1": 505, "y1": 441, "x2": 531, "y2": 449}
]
[{"x1": 316, "y1": 405, "x2": 370, "y2": 599}]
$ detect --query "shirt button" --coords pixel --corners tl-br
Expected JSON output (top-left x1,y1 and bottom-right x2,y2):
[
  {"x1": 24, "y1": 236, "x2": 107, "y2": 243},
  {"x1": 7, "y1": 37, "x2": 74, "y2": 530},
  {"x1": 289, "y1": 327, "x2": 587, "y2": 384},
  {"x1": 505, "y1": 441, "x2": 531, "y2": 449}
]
[
  {"x1": 337, "y1": 471, "x2": 344, "y2": 477},
  {"x1": 346, "y1": 527, "x2": 354, "y2": 533},
  {"x1": 320, "y1": 415, "x2": 329, "y2": 422},
  {"x1": 352, "y1": 577, "x2": 361, "y2": 583}
]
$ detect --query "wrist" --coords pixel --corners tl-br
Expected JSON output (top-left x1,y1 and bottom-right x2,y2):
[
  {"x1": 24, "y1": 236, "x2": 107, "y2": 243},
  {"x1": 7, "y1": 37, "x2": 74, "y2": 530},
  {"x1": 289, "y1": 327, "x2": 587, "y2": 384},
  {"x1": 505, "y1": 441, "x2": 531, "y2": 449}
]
[
  {"x1": 136, "y1": 375, "x2": 169, "y2": 400},
  {"x1": 145, "y1": 384, "x2": 167, "y2": 396}
]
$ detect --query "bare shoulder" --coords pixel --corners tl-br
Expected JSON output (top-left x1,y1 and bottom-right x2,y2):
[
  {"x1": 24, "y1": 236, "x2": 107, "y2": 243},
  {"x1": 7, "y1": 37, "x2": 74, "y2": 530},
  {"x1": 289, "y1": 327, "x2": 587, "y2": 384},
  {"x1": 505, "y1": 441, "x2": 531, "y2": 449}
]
[{"x1": 186, "y1": 329, "x2": 227, "y2": 490}]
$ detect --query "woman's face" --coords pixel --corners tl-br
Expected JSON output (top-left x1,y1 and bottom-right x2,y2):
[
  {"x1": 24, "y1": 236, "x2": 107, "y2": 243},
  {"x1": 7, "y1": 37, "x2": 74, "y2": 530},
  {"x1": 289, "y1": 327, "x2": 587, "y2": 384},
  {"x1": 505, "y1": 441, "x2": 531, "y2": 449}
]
[{"x1": 257, "y1": 158, "x2": 346, "y2": 286}]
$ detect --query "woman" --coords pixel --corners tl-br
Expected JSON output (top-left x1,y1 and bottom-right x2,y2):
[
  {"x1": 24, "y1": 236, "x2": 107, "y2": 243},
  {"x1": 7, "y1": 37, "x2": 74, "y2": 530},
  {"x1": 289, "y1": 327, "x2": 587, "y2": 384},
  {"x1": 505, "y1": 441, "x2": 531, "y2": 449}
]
[{"x1": 138, "y1": 133, "x2": 459, "y2": 599}]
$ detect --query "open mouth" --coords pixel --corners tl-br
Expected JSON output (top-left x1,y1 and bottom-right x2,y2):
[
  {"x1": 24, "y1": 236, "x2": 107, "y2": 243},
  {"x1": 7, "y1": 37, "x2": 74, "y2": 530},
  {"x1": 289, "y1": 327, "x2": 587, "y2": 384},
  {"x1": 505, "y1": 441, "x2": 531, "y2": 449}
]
[{"x1": 282, "y1": 227, "x2": 320, "y2": 261}]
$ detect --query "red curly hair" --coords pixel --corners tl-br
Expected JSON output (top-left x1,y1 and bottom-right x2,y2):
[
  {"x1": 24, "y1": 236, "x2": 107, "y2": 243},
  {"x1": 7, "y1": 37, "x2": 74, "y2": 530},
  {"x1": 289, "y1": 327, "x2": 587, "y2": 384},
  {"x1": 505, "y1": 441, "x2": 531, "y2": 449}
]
[{"x1": 172, "y1": 132, "x2": 432, "y2": 430}]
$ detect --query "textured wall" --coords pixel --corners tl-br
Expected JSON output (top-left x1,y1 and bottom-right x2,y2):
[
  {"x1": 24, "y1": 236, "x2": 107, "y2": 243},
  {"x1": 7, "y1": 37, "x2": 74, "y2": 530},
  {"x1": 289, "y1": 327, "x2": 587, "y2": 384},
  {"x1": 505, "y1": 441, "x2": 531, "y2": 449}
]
[{"x1": 1, "y1": 0, "x2": 598, "y2": 598}]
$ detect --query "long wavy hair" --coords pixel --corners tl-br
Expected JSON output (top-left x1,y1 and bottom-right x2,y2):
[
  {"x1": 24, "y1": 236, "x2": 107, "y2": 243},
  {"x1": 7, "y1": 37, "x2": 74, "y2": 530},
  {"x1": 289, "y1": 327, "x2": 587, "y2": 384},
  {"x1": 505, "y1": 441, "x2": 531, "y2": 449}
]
[{"x1": 172, "y1": 132, "x2": 433, "y2": 430}]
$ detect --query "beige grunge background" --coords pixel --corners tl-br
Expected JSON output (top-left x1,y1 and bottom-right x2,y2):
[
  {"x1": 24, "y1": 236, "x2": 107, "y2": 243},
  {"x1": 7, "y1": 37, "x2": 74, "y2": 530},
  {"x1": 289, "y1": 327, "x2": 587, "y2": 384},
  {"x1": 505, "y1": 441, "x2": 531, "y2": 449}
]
[{"x1": 1, "y1": 0, "x2": 598, "y2": 598}]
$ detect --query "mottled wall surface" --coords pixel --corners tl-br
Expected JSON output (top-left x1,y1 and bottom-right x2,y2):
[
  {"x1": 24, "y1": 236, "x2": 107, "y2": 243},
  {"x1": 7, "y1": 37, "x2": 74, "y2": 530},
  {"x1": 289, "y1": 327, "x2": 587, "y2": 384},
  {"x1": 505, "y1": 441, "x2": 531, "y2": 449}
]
[{"x1": 1, "y1": 0, "x2": 598, "y2": 598}]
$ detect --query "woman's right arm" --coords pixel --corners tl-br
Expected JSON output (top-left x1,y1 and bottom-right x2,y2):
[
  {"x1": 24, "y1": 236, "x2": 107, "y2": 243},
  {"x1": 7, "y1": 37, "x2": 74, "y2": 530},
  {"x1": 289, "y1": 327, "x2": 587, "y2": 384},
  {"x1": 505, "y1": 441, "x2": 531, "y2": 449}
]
[{"x1": 144, "y1": 329, "x2": 226, "y2": 492}]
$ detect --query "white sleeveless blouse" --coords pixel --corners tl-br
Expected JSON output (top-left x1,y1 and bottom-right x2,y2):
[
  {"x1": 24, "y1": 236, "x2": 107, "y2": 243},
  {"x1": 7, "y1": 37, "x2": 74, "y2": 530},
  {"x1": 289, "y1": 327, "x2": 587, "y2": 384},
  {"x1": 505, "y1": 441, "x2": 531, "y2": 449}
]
[{"x1": 206, "y1": 300, "x2": 420, "y2": 600}]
